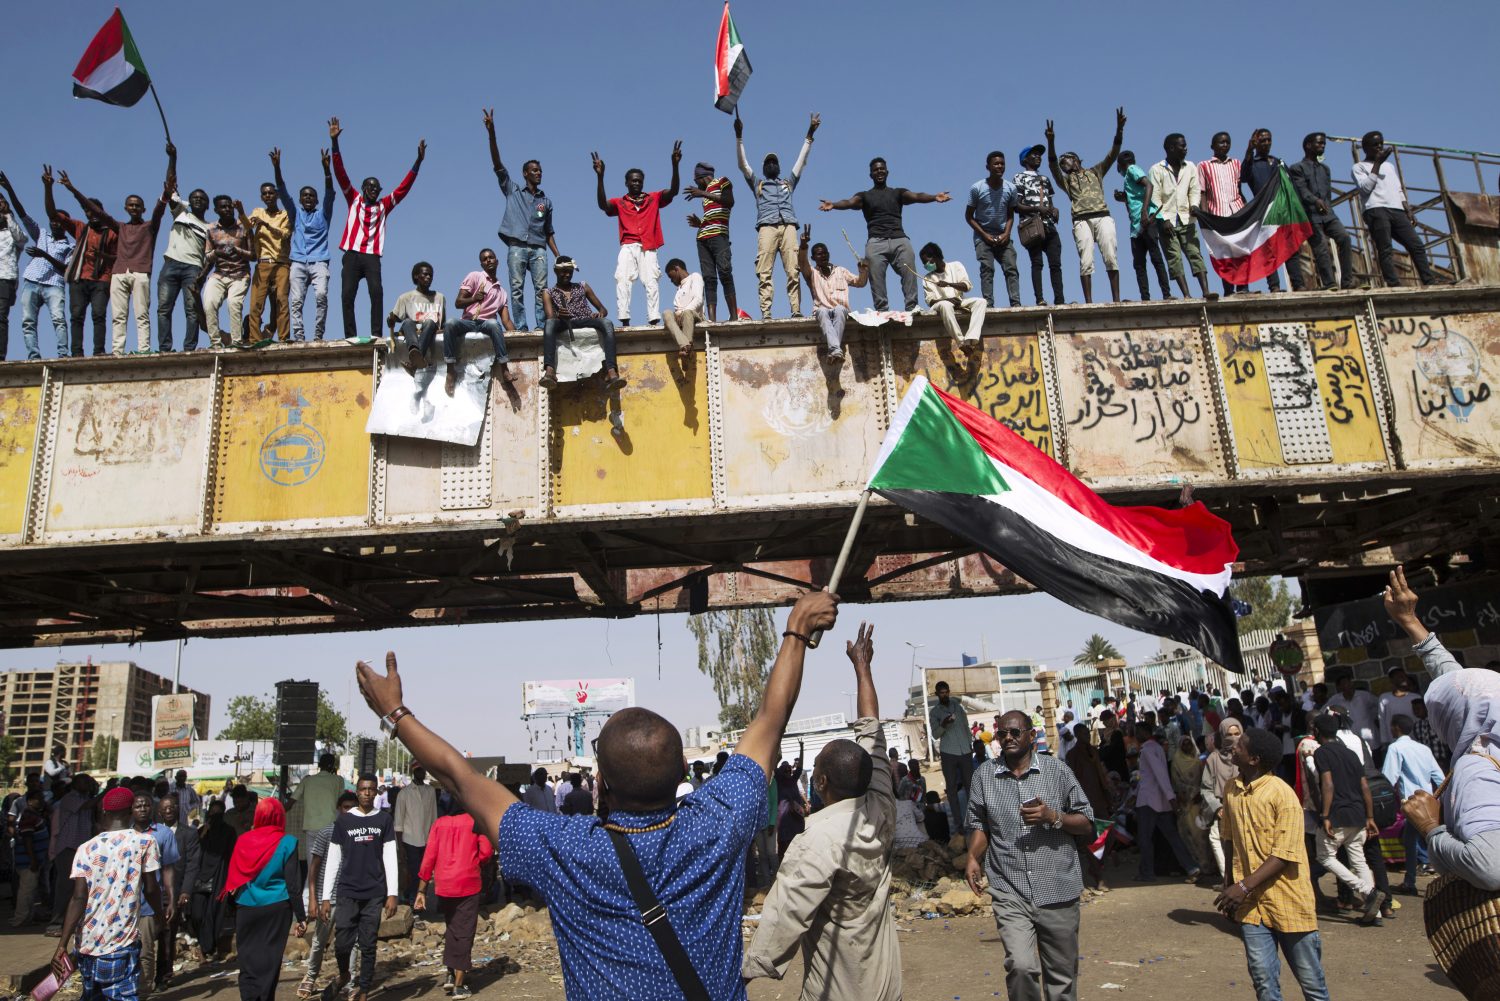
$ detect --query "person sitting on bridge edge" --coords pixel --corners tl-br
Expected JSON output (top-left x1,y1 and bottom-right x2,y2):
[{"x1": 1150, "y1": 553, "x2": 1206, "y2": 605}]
[
  {"x1": 594, "y1": 141, "x2": 682, "y2": 328},
  {"x1": 736, "y1": 111, "x2": 819, "y2": 320},
  {"x1": 389, "y1": 261, "x2": 446, "y2": 378},
  {"x1": 820, "y1": 157, "x2": 950, "y2": 312},
  {"x1": 1114, "y1": 151, "x2": 1172, "y2": 302},
  {"x1": 684, "y1": 159, "x2": 738, "y2": 323},
  {"x1": 1147, "y1": 133, "x2": 1216, "y2": 301},
  {"x1": 1289, "y1": 132, "x2": 1358, "y2": 293},
  {"x1": 662, "y1": 257, "x2": 703, "y2": 360},
  {"x1": 273, "y1": 146, "x2": 336, "y2": 341},
  {"x1": 329, "y1": 116, "x2": 425, "y2": 340},
  {"x1": 798, "y1": 224, "x2": 867, "y2": 362},
  {"x1": 540, "y1": 256, "x2": 623, "y2": 391},
  {"x1": 442, "y1": 248, "x2": 516, "y2": 394},
  {"x1": 351, "y1": 588, "x2": 840, "y2": 1001},
  {"x1": 1047, "y1": 108, "x2": 1126, "y2": 303},
  {"x1": 485, "y1": 108, "x2": 558, "y2": 334},
  {"x1": 1354, "y1": 130, "x2": 1451, "y2": 289},
  {"x1": 918, "y1": 242, "x2": 985, "y2": 351}
]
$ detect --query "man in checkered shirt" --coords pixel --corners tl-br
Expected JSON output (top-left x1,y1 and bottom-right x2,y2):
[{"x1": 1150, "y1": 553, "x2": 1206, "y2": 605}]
[{"x1": 966, "y1": 709, "x2": 1094, "y2": 1001}]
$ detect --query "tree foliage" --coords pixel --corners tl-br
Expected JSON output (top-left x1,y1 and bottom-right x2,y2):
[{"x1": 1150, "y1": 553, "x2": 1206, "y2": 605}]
[
  {"x1": 216, "y1": 689, "x2": 349, "y2": 750},
  {"x1": 84, "y1": 735, "x2": 117, "y2": 773},
  {"x1": 1074, "y1": 633, "x2": 1123, "y2": 666},
  {"x1": 688, "y1": 608, "x2": 778, "y2": 731},
  {"x1": 0, "y1": 735, "x2": 20, "y2": 783},
  {"x1": 1229, "y1": 576, "x2": 1297, "y2": 634}
]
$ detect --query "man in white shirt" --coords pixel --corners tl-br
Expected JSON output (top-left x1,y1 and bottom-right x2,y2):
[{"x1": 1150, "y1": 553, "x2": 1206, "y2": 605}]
[
  {"x1": 1376, "y1": 666, "x2": 1420, "y2": 746},
  {"x1": 522, "y1": 769, "x2": 557, "y2": 813},
  {"x1": 1146, "y1": 133, "x2": 1214, "y2": 301},
  {"x1": 1326, "y1": 673, "x2": 1381, "y2": 748},
  {"x1": 1351, "y1": 131, "x2": 1443, "y2": 288},
  {"x1": 918, "y1": 242, "x2": 985, "y2": 349},
  {"x1": 661, "y1": 258, "x2": 703, "y2": 360},
  {"x1": 391, "y1": 766, "x2": 437, "y2": 908},
  {"x1": 553, "y1": 773, "x2": 574, "y2": 811}
]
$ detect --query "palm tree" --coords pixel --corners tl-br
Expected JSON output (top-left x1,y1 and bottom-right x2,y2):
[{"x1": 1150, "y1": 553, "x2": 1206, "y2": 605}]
[{"x1": 1074, "y1": 633, "x2": 1122, "y2": 666}]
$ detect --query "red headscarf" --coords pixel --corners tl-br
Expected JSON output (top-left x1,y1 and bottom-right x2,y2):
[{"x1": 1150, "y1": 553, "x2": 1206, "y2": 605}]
[{"x1": 221, "y1": 798, "x2": 287, "y2": 899}]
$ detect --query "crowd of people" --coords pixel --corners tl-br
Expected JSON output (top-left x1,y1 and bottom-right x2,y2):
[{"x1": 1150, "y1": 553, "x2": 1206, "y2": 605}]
[{"x1": 0, "y1": 110, "x2": 1456, "y2": 384}]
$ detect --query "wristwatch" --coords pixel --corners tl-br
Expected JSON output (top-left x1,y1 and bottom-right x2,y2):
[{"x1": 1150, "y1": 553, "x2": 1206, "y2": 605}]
[
  {"x1": 380, "y1": 705, "x2": 412, "y2": 736},
  {"x1": 1046, "y1": 809, "x2": 1063, "y2": 831}
]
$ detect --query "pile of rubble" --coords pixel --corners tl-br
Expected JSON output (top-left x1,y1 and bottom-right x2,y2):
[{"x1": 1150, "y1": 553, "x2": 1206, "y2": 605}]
[{"x1": 887, "y1": 835, "x2": 988, "y2": 920}]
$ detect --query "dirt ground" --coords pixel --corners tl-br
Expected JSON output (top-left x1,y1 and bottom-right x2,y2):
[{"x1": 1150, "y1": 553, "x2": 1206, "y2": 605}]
[{"x1": 123, "y1": 874, "x2": 1456, "y2": 1001}]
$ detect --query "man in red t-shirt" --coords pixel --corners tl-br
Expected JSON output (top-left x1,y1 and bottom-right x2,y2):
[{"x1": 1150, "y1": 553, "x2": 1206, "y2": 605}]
[{"x1": 592, "y1": 141, "x2": 682, "y2": 326}]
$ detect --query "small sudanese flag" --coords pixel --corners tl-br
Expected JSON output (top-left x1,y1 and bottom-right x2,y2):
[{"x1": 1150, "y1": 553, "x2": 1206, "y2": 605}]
[
  {"x1": 72, "y1": 8, "x2": 151, "y2": 108},
  {"x1": 1198, "y1": 166, "x2": 1314, "y2": 286},
  {"x1": 713, "y1": 2, "x2": 751, "y2": 114},
  {"x1": 868, "y1": 377, "x2": 1244, "y2": 671}
]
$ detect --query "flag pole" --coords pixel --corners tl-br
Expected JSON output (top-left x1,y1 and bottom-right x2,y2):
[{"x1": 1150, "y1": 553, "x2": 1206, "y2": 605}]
[
  {"x1": 148, "y1": 81, "x2": 172, "y2": 145},
  {"x1": 806, "y1": 489, "x2": 871, "y2": 649}
]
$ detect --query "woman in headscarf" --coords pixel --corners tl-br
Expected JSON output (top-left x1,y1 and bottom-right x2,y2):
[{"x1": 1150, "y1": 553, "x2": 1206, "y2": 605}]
[
  {"x1": 1169, "y1": 735, "x2": 1207, "y2": 868},
  {"x1": 1403, "y1": 667, "x2": 1500, "y2": 891},
  {"x1": 223, "y1": 798, "x2": 306, "y2": 1001},
  {"x1": 1198, "y1": 716, "x2": 1243, "y2": 880},
  {"x1": 192, "y1": 798, "x2": 237, "y2": 963},
  {"x1": 775, "y1": 761, "x2": 808, "y2": 854}
]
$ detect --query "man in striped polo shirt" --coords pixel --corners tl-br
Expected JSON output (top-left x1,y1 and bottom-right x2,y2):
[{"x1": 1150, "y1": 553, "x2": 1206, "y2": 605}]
[
  {"x1": 685, "y1": 161, "x2": 738, "y2": 323},
  {"x1": 328, "y1": 116, "x2": 425, "y2": 341},
  {"x1": 1198, "y1": 132, "x2": 1246, "y2": 295}
]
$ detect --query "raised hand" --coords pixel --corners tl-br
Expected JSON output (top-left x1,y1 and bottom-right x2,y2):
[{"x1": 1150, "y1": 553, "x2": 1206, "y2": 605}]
[
  {"x1": 321, "y1": 148, "x2": 331, "y2": 173},
  {"x1": 1116, "y1": 106, "x2": 1127, "y2": 131},
  {"x1": 356, "y1": 651, "x2": 405, "y2": 720},
  {"x1": 846, "y1": 621, "x2": 874, "y2": 667},
  {"x1": 269, "y1": 147, "x2": 281, "y2": 168},
  {"x1": 327, "y1": 116, "x2": 342, "y2": 140},
  {"x1": 482, "y1": 108, "x2": 494, "y2": 130},
  {"x1": 1044, "y1": 119, "x2": 1055, "y2": 142},
  {"x1": 934, "y1": 192, "x2": 951, "y2": 203},
  {"x1": 591, "y1": 152, "x2": 605, "y2": 177},
  {"x1": 416, "y1": 139, "x2": 427, "y2": 161},
  {"x1": 233, "y1": 199, "x2": 245, "y2": 216},
  {"x1": 670, "y1": 140, "x2": 683, "y2": 165},
  {"x1": 733, "y1": 113, "x2": 743, "y2": 139},
  {"x1": 818, "y1": 200, "x2": 833, "y2": 212},
  {"x1": 165, "y1": 141, "x2": 177, "y2": 158},
  {"x1": 58, "y1": 170, "x2": 71, "y2": 188},
  {"x1": 807, "y1": 113, "x2": 821, "y2": 137},
  {"x1": 41, "y1": 165, "x2": 53, "y2": 185},
  {"x1": 801, "y1": 223, "x2": 811, "y2": 244}
]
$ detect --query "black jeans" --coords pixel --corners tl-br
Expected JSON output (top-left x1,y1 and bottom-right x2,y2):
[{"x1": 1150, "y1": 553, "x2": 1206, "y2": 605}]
[
  {"x1": 543, "y1": 317, "x2": 618, "y2": 372},
  {"x1": 1025, "y1": 224, "x2": 1065, "y2": 305},
  {"x1": 1365, "y1": 206, "x2": 1436, "y2": 285},
  {"x1": 0, "y1": 278, "x2": 15, "y2": 359},
  {"x1": 1305, "y1": 213, "x2": 1357, "y2": 289},
  {"x1": 1130, "y1": 226, "x2": 1170, "y2": 299},
  {"x1": 341, "y1": 251, "x2": 384, "y2": 339},
  {"x1": 696, "y1": 234, "x2": 735, "y2": 316},
  {"x1": 69, "y1": 279, "x2": 109, "y2": 356},
  {"x1": 334, "y1": 896, "x2": 382, "y2": 991},
  {"x1": 939, "y1": 751, "x2": 969, "y2": 826}
]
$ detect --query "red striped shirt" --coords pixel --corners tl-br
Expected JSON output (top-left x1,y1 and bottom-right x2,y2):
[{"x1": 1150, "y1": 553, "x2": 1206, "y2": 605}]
[
  {"x1": 332, "y1": 152, "x2": 417, "y2": 256},
  {"x1": 1197, "y1": 157, "x2": 1244, "y2": 216}
]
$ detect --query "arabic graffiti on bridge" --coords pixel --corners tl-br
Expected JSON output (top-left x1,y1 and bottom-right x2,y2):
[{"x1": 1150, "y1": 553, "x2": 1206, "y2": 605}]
[{"x1": 1067, "y1": 329, "x2": 1202, "y2": 443}]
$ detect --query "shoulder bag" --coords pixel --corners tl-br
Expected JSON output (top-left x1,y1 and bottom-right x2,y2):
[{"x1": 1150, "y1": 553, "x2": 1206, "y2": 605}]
[
  {"x1": 1018, "y1": 212, "x2": 1047, "y2": 250},
  {"x1": 606, "y1": 828, "x2": 711, "y2": 1001}
]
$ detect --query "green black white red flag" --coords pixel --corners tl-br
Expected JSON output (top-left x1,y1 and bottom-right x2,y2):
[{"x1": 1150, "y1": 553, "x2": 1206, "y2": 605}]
[
  {"x1": 1198, "y1": 166, "x2": 1313, "y2": 285},
  {"x1": 72, "y1": 8, "x2": 151, "y2": 107},
  {"x1": 868, "y1": 377, "x2": 1244, "y2": 671},
  {"x1": 713, "y1": 3, "x2": 751, "y2": 113}
]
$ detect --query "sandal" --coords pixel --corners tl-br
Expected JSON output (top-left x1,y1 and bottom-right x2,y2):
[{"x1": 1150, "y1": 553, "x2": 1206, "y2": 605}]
[{"x1": 297, "y1": 976, "x2": 318, "y2": 999}]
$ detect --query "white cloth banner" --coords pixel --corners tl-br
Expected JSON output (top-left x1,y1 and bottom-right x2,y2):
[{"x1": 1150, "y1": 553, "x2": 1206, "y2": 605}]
[{"x1": 365, "y1": 341, "x2": 494, "y2": 446}]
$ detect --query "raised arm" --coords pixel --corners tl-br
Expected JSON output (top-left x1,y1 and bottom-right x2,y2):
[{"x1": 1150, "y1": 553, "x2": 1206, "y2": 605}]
[
  {"x1": 657, "y1": 140, "x2": 683, "y2": 208},
  {"x1": 42, "y1": 165, "x2": 61, "y2": 224},
  {"x1": 60, "y1": 172, "x2": 117, "y2": 230},
  {"x1": 796, "y1": 225, "x2": 814, "y2": 282},
  {"x1": 1098, "y1": 107, "x2": 1125, "y2": 174},
  {"x1": 789, "y1": 114, "x2": 819, "y2": 184},
  {"x1": 591, "y1": 153, "x2": 616, "y2": 216},
  {"x1": 483, "y1": 109, "x2": 506, "y2": 186},
  {"x1": 734, "y1": 591, "x2": 839, "y2": 777},
  {"x1": 356, "y1": 653, "x2": 517, "y2": 848},
  {"x1": 1045, "y1": 119, "x2": 1064, "y2": 186},
  {"x1": 271, "y1": 148, "x2": 295, "y2": 215},
  {"x1": 734, "y1": 113, "x2": 755, "y2": 182},
  {"x1": 819, "y1": 193, "x2": 863, "y2": 212},
  {"x1": 848, "y1": 622, "x2": 878, "y2": 719},
  {"x1": 386, "y1": 140, "x2": 425, "y2": 209},
  {"x1": 328, "y1": 117, "x2": 354, "y2": 201},
  {"x1": 321, "y1": 150, "x2": 334, "y2": 222},
  {"x1": 0, "y1": 172, "x2": 28, "y2": 223},
  {"x1": 901, "y1": 189, "x2": 951, "y2": 205}
]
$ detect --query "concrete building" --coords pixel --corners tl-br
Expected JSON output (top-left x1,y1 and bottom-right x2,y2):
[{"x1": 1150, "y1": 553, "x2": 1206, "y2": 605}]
[{"x1": 0, "y1": 660, "x2": 211, "y2": 777}]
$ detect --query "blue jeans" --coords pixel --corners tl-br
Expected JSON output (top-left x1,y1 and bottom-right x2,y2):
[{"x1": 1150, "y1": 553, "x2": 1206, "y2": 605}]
[
  {"x1": 156, "y1": 258, "x2": 202, "y2": 351},
  {"x1": 20, "y1": 281, "x2": 68, "y2": 359},
  {"x1": 506, "y1": 243, "x2": 547, "y2": 330},
  {"x1": 543, "y1": 316, "x2": 617, "y2": 372},
  {"x1": 1241, "y1": 924, "x2": 1329, "y2": 1001},
  {"x1": 1401, "y1": 822, "x2": 1427, "y2": 886},
  {"x1": 443, "y1": 317, "x2": 507, "y2": 364}
]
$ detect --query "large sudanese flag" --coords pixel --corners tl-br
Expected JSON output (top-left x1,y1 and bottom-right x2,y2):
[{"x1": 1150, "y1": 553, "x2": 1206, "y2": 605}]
[
  {"x1": 1198, "y1": 166, "x2": 1314, "y2": 286},
  {"x1": 868, "y1": 377, "x2": 1245, "y2": 672},
  {"x1": 72, "y1": 8, "x2": 151, "y2": 107},
  {"x1": 713, "y1": 2, "x2": 751, "y2": 113}
]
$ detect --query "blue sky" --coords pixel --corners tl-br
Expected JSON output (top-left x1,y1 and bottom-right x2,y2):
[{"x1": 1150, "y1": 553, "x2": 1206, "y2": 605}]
[{"x1": 1, "y1": 1, "x2": 1493, "y2": 758}]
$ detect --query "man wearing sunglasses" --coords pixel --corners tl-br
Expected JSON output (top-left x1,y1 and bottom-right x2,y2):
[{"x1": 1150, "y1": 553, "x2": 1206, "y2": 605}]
[{"x1": 966, "y1": 710, "x2": 1094, "y2": 1001}]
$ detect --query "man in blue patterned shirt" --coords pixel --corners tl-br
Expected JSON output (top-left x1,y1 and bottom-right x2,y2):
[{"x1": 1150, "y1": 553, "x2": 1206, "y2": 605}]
[
  {"x1": 967, "y1": 709, "x2": 1094, "y2": 1001},
  {"x1": 352, "y1": 589, "x2": 839, "y2": 1001}
]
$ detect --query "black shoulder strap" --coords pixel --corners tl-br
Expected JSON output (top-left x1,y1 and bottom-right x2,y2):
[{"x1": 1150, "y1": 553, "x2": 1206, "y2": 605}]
[{"x1": 605, "y1": 828, "x2": 711, "y2": 1001}]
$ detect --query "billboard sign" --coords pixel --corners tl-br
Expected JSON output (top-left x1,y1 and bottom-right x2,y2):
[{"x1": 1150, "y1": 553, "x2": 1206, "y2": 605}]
[
  {"x1": 151, "y1": 694, "x2": 195, "y2": 766},
  {"x1": 522, "y1": 678, "x2": 635, "y2": 716}
]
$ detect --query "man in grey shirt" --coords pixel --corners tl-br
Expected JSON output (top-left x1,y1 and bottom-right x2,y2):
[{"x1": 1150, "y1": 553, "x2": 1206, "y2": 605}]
[
  {"x1": 735, "y1": 111, "x2": 818, "y2": 319},
  {"x1": 928, "y1": 681, "x2": 972, "y2": 824},
  {"x1": 966, "y1": 709, "x2": 1094, "y2": 1001}
]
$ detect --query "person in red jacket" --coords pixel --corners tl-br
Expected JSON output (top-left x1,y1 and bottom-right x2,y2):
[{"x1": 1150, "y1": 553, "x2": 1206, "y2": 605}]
[{"x1": 414, "y1": 800, "x2": 493, "y2": 999}]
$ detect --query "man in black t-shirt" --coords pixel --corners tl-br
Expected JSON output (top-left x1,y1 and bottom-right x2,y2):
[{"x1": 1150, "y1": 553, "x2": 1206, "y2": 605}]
[
  {"x1": 818, "y1": 158, "x2": 950, "y2": 311},
  {"x1": 1311, "y1": 715, "x2": 1381, "y2": 924},
  {"x1": 320, "y1": 774, "x2": 398, "y2": 1001}
]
